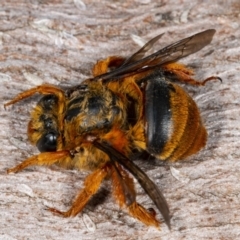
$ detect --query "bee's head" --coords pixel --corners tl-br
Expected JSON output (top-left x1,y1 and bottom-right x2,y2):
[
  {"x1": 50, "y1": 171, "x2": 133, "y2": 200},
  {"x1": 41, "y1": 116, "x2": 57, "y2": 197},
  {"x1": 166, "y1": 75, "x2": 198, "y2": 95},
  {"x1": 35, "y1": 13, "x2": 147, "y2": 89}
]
[{"x1": 28, "y1": 94, "x2": 59, "y2": 152}]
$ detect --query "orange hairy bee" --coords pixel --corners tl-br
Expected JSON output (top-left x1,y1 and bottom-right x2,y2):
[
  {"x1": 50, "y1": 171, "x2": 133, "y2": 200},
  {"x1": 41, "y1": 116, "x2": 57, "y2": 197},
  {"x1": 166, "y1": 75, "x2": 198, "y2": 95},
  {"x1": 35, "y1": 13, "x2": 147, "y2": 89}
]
[{"x1": 5, "y1": 29, "x2": 220, "y2": 229}]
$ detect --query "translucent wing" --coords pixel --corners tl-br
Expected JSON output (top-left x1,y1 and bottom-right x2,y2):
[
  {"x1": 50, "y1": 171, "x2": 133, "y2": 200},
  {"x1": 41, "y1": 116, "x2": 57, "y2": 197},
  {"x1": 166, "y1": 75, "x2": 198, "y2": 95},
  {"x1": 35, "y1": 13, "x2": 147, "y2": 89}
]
[
  {"x1": 92, "y1": 29, "x2": 216, "y2": 82},
  {"x1": 93, "y1": 140, "x2": 171, "y2": 229},
  {"x1": 120, "y1": 33, "x2": 165, "y2": 66}
]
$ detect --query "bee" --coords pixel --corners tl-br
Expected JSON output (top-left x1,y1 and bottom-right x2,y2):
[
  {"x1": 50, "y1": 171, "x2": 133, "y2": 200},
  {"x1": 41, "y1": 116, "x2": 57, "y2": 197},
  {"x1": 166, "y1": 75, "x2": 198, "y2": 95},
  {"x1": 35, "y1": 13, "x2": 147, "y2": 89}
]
[{"x1": 5, "y1": 29, "x2": 220, "y2": 229}]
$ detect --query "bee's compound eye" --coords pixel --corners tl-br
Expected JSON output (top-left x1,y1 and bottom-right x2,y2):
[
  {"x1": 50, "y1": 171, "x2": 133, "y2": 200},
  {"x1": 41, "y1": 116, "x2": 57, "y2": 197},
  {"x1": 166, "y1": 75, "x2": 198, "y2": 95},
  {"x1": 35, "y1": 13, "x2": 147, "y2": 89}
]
[{"x1": 37, "y1": 132, "x2": 57, "y2": 152}]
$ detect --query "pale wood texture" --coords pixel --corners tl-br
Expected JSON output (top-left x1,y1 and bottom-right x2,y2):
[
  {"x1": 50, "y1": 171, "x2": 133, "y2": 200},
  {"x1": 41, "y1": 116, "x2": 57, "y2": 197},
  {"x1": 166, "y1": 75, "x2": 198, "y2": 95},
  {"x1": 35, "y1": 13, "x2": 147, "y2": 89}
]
[{"x1": 1, "y1": 0, "x2": 240, "y2": 239}]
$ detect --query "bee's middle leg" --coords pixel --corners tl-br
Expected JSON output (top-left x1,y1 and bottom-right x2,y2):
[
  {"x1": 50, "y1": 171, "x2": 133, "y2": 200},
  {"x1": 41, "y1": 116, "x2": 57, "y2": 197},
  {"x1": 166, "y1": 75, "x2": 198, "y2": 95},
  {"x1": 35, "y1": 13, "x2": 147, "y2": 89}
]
[
  {"x1": 47, "y1": 165, "x2": 109, "y2": 217},
  {"x1": 92, "y1": 56, "x2": 125, "y2": 76}
]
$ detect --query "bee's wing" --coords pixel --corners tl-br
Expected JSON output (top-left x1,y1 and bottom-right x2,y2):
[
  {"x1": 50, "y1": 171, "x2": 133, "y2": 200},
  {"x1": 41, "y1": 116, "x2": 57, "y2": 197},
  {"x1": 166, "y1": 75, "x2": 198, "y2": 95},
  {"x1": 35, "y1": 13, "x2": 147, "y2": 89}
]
[
  {"x1": 93, "y1": 140, "x2": 171, "y2": 229},
  {"x1": 120, "y1": 33, "x2": 165, "y2": 66},
  {"x1": 93, "y1": 29, "x2": 216, "y2": 82}
]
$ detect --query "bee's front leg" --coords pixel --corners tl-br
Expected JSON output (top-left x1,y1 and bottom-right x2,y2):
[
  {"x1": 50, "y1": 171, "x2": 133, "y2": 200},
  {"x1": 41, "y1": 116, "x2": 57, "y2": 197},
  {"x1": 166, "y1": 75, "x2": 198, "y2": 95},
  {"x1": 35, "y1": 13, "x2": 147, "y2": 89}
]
[
  {"x1": 4, "y1": 84, "x2": 65, "y2": 108},
  {"x1": 7, "y1": 151, "x2": 70, "y2": 174}
]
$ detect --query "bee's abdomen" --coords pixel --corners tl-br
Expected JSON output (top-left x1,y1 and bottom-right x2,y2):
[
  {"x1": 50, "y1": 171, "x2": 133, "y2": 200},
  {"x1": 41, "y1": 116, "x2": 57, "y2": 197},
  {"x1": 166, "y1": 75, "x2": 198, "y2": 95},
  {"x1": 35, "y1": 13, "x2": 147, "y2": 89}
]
[
  {"x1": 144, "y1": 76, "x2": 172, "y2": 155},
  {"x1": 145, "y1": 76, "x2": 207, "y2": 161}
]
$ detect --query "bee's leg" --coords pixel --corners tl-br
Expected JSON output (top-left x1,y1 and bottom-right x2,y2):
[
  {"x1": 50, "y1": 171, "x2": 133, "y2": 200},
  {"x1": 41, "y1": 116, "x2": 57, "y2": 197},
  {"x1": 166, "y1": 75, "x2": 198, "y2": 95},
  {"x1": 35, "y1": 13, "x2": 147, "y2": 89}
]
[
  {"x1": 128, "y1": 202, "x2": 160, "y2": 228},
  {"x1": 111, "y1": 165, "x2": 160, "y2": 228},
  {"x1": 4, "y1": 84, "x2": 65, "y2": 108},
  {"x1": 111, "y1": 164, "x2": 136, "y2": 208},
  {"x1": 162, "y1": 62, "x2": 221, "y2": 86},
  {"x1": 4, "y1": 84, "x2": 66, "y2": 135},
  {"x1": 47, "y1": 165, "x2": 108, "y2": 217},
  {"x1": 7, "y1": 151, "x2": 70, "y2": 174},
  {"x1": 92, "y1": 56, "x2": 125, "y2": 76}
]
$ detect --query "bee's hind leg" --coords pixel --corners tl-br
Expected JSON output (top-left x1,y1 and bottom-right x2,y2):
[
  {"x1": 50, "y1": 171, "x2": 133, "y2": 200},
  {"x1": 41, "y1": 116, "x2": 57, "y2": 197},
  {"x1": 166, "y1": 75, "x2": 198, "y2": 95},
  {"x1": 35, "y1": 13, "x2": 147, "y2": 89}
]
[{"x1": 111, "y1": 165, "x2": 160, "y2": 228}]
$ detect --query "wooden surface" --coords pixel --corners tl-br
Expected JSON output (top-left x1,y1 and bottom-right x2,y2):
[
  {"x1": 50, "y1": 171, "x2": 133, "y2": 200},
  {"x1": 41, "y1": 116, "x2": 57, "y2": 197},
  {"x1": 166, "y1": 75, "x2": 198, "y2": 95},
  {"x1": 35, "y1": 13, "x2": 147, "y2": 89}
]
[{"x1": 1, "y1": 0, "x2": 240, "y2": 239}]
